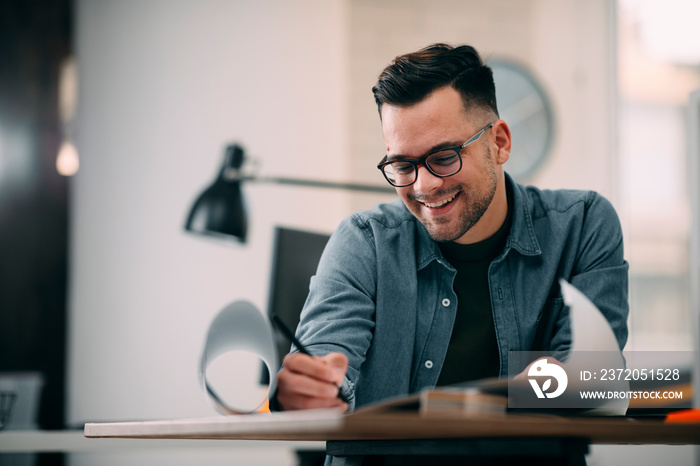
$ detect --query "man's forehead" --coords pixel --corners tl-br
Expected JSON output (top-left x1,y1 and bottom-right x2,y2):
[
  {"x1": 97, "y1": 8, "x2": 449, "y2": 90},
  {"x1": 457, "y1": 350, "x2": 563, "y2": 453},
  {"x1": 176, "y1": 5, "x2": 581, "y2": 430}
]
[
  {"x1": 380, "y1": 101, "x2": 487, "y2": 138},
  {"x1": 381, "y1": 102, "x2": 477, "y2": 150}
]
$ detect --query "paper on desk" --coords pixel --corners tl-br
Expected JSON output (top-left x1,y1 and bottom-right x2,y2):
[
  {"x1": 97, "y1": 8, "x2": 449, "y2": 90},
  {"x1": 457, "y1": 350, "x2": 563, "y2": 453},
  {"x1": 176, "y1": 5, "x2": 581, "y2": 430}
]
[
  {"x1": 558, "y1": 279, "x2": 629, "y2": 415},
  {"x1": 560, "y1": 279, "x2": 622, "y2": 353},
  {"x1": 199, "y1": 300, "x2": 278, "y2": 415}
]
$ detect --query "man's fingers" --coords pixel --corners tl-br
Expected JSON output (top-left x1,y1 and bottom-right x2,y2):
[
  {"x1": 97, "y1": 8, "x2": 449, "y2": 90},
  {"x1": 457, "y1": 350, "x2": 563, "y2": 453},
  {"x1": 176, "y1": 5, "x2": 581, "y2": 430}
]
[
  {"x1": 283, "y1": 352, "x2": 347, "y2": 384},
  {"x1": 277, "y1": 366, "x2": 341, "y2": 399},
  {"x1": 318, "y1": 352, "x2": 348, "y2": 386},
  {"x1": 276, "y1": 352, "x2": 350, "y2": 411},
  {"x1": 320, "y1": 352, "x2": 348, "y2": 370}
]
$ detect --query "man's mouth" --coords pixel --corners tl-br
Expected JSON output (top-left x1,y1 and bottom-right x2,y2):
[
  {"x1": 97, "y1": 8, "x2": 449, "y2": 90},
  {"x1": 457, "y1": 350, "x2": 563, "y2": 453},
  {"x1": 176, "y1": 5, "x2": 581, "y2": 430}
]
[{"x1": 420, "y1": 192, "x2": 458, "y2": 209}]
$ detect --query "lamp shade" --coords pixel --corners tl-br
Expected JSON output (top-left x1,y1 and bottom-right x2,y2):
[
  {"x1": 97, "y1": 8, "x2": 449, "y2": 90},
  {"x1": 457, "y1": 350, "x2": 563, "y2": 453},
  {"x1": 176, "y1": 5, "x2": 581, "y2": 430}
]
[{"x1": 184, "y1": 145, "x2": 247, "y2": 242}]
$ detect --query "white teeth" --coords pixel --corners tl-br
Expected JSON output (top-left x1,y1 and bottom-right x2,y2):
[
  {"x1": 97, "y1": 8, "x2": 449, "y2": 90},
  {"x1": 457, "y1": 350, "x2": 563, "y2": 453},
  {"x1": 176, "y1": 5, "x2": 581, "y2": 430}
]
[{"x1": 423, "y1": 194, "x2": 456, "y2": 208}]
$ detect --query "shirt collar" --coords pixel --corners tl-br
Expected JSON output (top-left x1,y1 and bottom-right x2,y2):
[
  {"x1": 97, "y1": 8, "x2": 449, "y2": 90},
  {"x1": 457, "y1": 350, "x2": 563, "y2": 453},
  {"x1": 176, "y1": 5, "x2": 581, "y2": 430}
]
[{"x1": 504, "y1": 172, "x2": 542, "y2": 257}]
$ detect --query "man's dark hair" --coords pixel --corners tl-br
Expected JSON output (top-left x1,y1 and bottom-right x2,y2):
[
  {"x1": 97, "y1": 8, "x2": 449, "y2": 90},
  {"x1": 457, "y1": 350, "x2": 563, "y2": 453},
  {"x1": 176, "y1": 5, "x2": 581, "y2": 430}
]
[{"x1": 372, "y1": 43, "x2": 498, "y2": 119}]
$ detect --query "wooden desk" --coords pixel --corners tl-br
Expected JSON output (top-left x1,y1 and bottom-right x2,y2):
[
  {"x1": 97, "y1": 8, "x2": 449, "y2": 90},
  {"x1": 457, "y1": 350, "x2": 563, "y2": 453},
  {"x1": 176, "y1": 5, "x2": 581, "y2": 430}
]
[
  {"x1": 84, "y1": 409, "x2": 700, "y2": 465},
  {"x1": 84, "y1": 409, "x2": 700, "y2": 445}
]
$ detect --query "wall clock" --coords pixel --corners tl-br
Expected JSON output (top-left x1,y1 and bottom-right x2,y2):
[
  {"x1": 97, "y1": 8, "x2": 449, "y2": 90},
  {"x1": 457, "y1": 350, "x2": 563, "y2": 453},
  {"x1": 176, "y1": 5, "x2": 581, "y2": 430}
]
[{"x1": 489, "y1": 59, "x2": 555, "y2": 180}]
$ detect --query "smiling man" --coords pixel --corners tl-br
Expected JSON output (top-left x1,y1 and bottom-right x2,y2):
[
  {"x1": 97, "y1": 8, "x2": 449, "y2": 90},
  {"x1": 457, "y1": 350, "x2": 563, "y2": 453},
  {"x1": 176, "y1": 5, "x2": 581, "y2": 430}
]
[{"x1": 274, "y1": 44, "x2": 629, "y2": 414}]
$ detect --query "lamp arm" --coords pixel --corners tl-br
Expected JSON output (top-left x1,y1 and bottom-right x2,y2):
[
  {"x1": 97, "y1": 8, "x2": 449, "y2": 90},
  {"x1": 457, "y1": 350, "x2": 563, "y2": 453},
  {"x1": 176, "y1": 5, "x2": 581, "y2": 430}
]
[
  {"x1": 255, "y1": 176, "x2": 396, "y2": 194},
  {"x1": 223, "y1": 171, "x2": 395, "y2": 194}
]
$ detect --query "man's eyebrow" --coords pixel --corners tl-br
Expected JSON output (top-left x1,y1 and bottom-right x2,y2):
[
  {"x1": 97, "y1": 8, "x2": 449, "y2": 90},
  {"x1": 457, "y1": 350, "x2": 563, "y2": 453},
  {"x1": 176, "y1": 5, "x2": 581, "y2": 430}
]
[
  {"x1": 386, "y1": 140, "x2": 464, "y2": 162},
  {"x1": 427, "y1": 140, "x2": 464, "y2": 153}
]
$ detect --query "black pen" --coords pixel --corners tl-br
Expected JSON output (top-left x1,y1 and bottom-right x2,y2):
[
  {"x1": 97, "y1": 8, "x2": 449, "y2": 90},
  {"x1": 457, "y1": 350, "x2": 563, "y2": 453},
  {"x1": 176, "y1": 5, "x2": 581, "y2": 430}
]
[{"x1": 270, "y1": 313, "x2": 350, "y2": 404}]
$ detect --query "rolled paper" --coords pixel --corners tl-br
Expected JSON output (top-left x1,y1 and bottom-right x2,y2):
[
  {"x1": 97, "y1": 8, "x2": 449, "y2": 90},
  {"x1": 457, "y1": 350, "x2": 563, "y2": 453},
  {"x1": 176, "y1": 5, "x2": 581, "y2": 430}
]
[{"x1": 200, "y1": 300, "x2": 278, "y2": 414}]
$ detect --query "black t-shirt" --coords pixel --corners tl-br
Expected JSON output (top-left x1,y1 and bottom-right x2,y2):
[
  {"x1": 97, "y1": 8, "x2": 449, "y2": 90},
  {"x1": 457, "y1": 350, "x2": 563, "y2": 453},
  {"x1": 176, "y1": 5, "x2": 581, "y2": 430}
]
[{"x1": 436, "y1": 192, "x2": 513, "y2": 386}]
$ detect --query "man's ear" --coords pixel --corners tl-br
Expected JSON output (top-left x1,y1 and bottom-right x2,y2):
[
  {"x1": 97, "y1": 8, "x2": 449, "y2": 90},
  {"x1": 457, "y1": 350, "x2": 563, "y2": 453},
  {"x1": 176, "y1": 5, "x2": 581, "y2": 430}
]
[{"x1": 492, "y1": 120, "x2": 511, "y2": 165}]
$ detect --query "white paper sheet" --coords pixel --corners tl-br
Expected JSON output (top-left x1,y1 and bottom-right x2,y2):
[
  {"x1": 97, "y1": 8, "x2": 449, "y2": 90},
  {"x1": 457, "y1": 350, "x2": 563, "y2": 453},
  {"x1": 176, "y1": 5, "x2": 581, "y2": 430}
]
[
  {"x1": 559, "y1": 279, "x2": 629, "y2": 415},
  {"x1": 200, "y1": 301, "x2": 278, "y2": 414}
]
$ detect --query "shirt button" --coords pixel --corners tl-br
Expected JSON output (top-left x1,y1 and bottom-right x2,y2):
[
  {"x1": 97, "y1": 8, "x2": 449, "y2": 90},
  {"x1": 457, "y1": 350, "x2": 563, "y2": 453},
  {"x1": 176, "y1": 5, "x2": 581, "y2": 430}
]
[
  {"x1": 442, "y1": 298, "x2": 450, "y2": 307},
  {"x1": 425, "y1": 360, "x2": 434, "y2": 369}
]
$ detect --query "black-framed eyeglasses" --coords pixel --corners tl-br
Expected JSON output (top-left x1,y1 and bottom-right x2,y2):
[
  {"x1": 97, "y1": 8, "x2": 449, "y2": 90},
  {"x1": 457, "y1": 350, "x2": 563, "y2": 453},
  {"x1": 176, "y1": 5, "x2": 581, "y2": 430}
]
[{"x1": 377, "y1": 123, "x2": 494, "y2": 188}]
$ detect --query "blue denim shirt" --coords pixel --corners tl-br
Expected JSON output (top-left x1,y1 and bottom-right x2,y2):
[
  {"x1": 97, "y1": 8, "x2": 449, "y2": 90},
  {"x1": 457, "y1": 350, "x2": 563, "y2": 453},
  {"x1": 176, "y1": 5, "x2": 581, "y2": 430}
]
[{"x1": 294, "y1": 174, "x2": 629, "y2": 411}]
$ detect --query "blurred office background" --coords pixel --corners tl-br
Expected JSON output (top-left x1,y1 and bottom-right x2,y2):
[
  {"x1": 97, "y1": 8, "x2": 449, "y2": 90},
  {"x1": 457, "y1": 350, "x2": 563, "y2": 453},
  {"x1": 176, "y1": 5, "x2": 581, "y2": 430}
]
[{"x1": 1, "y1": 0, "x2": 698, "y2": 464}]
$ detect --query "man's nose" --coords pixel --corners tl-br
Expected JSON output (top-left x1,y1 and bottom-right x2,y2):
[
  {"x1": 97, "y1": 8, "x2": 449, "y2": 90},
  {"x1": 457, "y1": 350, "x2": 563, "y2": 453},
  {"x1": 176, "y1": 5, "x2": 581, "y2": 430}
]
[{"x1": 412, "y1": 164, "x2": 443, "y2": 194}]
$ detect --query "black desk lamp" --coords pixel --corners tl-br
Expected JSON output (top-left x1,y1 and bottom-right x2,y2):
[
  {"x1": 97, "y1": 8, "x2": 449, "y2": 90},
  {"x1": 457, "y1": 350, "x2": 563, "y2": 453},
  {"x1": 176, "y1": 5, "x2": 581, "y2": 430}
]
[{"x1": 184, "y1": 144, "x2": 395, "y2": 242}]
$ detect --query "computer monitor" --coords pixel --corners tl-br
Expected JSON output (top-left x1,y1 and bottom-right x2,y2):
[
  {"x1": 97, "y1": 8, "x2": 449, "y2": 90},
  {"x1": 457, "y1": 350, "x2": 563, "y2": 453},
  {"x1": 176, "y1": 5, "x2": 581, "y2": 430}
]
[{"x1": 261, "y1": 226, "x2": 330, "y2": 383}]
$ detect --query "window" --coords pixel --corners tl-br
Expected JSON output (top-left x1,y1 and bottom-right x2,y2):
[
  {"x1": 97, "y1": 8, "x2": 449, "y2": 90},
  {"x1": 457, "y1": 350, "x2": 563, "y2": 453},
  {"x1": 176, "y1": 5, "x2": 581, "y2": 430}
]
[{"x1": 618, "y1": 0, "x2": 700, "y2": 350}]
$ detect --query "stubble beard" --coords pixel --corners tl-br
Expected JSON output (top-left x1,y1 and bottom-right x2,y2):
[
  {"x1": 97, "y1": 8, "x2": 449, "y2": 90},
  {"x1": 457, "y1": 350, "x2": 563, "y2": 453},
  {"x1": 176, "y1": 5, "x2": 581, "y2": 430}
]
[{"x1": 420, "y1": 162, "x2": 498, "y2": 243}]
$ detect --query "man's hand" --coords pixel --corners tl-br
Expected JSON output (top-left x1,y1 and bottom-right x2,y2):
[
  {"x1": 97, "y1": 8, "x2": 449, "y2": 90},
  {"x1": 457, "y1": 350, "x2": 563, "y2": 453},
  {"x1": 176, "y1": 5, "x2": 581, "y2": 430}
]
[{"x1": 276, "y1": 352, "x2": 349, "y2": 412}]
